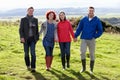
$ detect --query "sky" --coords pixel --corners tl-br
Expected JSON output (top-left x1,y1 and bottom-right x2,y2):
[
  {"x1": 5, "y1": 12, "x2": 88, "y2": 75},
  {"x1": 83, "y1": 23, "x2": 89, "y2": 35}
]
[{"x1": 0, "y1": 0, "x2": 120, "y2": 11}]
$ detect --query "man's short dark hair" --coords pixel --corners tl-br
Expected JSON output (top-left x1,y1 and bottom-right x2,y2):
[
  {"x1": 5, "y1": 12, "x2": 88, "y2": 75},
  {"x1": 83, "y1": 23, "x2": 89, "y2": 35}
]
[
  {"x1": 27, "y1": 7, "x2": 34, "y2": 11},
  {"x1": 89, "y1": 6, "x2": 94, "y2": 10}
]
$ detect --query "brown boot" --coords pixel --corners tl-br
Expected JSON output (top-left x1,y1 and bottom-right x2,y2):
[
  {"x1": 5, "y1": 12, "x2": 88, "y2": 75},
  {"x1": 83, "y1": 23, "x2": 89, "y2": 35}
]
[
  {"x1": 45, "y1": 56, "x2": 51, "y2": 71},
  {"x1": 49, "y1": 56, "x2": 53, "y2": 68}
]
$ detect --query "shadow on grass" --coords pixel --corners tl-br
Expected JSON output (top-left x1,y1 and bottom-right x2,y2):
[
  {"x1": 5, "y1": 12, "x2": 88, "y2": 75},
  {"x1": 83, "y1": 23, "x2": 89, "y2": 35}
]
[
  {"x1": 85, "y1": 71, "x2": 100, "y2": 80},
  {"x1": 49, "y1": 68, "x2": 75, "y2": 80},
  {"x1": 50, "y1": 68, "x2": 86, "y2": 80},
  {"x1": 67, "y1": 69, "x2": 86, "y2": 80},
  {"x1": 100, "y1": 75, "x2": 110, "y2": 80},
  {"x1": 32, "y1": 71, "x2": 46, "y2": 80}
]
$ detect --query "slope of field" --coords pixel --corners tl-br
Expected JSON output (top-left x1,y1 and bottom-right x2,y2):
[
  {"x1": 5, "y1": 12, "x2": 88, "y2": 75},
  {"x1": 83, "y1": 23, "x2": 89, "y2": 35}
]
[{"x1": 0, "y1": 26, "x2": 120, "y2": 80}]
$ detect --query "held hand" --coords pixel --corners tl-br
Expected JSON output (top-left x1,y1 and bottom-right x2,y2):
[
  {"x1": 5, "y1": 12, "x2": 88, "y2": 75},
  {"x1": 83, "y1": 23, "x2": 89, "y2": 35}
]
[
  {"x1": 20, "y1": 38, "x2": 25, "y2": 43},
  {"x1": 74, "y1": 38, "x2": 77, "y2": 42},
  {"x1": 54, "y1": 39, "x2": 58, "y2": 42}
]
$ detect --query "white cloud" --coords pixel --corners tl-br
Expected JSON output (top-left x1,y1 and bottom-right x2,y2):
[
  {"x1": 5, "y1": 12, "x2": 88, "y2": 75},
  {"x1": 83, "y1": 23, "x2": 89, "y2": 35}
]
[{"x1": 0, "y1": 0, "x2": 120, "y2": 11}]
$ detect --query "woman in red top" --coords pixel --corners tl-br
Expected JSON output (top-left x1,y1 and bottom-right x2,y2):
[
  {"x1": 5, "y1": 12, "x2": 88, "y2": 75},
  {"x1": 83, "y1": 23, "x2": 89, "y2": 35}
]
[{"x1": 57, "y1": 12, "x2": 74, "y2": 70}]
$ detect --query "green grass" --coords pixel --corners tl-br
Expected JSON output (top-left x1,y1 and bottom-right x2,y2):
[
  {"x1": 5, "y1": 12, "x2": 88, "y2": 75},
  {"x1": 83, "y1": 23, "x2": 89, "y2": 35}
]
[{"x1": 0, "y1": 25, "x2": 120, "y2": 80}]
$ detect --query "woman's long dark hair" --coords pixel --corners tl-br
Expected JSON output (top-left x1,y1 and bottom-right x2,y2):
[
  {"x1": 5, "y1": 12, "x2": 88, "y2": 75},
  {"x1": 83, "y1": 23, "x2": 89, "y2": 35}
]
[{"x1": 59, "y1": 11, "x2": 66, "y2": 21}]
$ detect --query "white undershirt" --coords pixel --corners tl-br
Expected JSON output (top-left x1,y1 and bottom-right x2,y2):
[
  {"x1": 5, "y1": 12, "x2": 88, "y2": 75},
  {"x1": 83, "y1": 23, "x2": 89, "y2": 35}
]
[
  {"x1": 89, "y1": 18, "x2": 92, "y2": 21},
  {"x1": 89, "y1": 16, "x2": 95, "y2": 21}
]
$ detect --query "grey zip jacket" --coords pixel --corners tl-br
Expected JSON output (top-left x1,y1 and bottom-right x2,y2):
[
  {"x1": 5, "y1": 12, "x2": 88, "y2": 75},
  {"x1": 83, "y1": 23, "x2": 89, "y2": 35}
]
[{"x1": 39, "y1": 21, "x2": 58, "y2": 41}]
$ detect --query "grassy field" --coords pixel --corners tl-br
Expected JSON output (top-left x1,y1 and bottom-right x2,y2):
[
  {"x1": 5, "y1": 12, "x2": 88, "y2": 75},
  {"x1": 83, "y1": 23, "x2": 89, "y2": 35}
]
[{"x1": 0, "y1": 25, "x2": 120, "y2": 80}]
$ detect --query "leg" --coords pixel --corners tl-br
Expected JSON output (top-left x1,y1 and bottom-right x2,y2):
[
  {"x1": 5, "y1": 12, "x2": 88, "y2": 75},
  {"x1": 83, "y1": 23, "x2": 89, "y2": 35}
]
[
  {"x1": 80, "y1": 39, "x2": 87, "y2": 60},
  {"x1": 44, "y1": 46, "x2": 51, "y2": 71},
  {"x1": 30, "y1": 41, "x2": 36, "y2": 72},
  {"x1": 90, "y1": 60, "x2": 95, "y2": 74},
  {"x1": 44, "y1": 46, "x2": 51, "y2": 56},
  {"x1": 88, "y1": 39, "x2": 95, "y2": 61},
  {"x1": 65, "y1": 42, "x2": 71, "y2": 68},
  {"x1": 80, "y1": 59, "x2": 86, "y2": 73},
  {"x1": 50, "y1": 47, "x2": 53, "y2": 56},
  {"x1": 80, "y1": 39, "x2": 87, "y2": 72},
  {"x1": 23, "y1": 42, "x2": 30, "y2": 68},
  {"x1": 88, "y1": 39, "x2": 95, "y2": 74},
  {"x1": 59, "y1": 42, "x2": 66, "y2": 69},
  {"x1": 49, "y1": 47, "x2": 54, "y2": 68}
]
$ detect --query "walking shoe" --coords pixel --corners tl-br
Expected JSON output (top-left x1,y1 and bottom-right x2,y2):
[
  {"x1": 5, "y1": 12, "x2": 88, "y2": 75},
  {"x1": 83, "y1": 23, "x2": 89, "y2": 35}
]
[
  {"x1": 31, "y1": 68, "x2": 36, "y2": 73},
  {"x1": 80, "y1": 69, "x2": 86, "y2": 73},
  {"x1": 63, "y1": 68, "x2": 66, "y2": 70},
  {"x1": 66, "y1": 62, "x2": 70, "y2": 68},
  {"x1": 46, "y1": 67, "x2": 50, "y2": 71},
  {"x1": 31, "y1": 70, "x2": 36, "y2": 73},
  {"x1": 90, "y1": 70, "x2": 93, "y2": 74},
  {"x1": 27, "y1": 66, "x2": 31, "y2": 71}
]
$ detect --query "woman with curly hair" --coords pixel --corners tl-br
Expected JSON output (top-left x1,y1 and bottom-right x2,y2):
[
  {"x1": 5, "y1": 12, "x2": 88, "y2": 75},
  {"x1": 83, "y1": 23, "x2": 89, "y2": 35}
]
[{"x1": 39, "y1": 11, "x2": 57, "y2": 71}]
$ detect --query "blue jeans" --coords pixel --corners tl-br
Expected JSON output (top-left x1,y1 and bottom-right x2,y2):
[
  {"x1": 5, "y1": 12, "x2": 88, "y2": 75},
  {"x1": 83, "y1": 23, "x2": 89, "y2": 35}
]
[
  {"x1": 59, "y1": 42, "x2": 71, "y2": 58},
  {"x1": 23, "y1": 38, "x2": 36, "y2": 69},
  {"x1": 44, "y1": 46, "x2": 53, "y2": 56}
]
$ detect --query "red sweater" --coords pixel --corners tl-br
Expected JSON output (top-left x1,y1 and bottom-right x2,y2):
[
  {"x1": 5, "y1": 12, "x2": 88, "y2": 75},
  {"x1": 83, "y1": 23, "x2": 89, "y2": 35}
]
[{"x1": 57, "y1": 20, "x2": 74, "y2": 42}]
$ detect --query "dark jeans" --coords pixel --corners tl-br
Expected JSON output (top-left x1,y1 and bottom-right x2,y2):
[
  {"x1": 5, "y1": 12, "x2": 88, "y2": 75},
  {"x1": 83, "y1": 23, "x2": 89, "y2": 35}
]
[
  {"x1": 44, "y1": 46, "x2": 53, "y2": 56},
  {"x1": 23, "y1": 37, "x2": 36, "y2": 69},
  {"x1": 59, "y1": 42, "x2": 71, "y2": 58}
]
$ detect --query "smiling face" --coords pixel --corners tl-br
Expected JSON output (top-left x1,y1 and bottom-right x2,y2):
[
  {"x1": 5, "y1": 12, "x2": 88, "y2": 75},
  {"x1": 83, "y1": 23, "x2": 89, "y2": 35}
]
[
  {"x1": 88, "y1": 7, "x2": 95, "y2": 18},
  {"x1": 59, "y1": 12, "x2": 66, "y2": 21},
  {"x1": 48, "y1": 12, "x2": 54, "y2": 20},
  {"x1": 27, "y1": 8, "x2": 34, "y2": 16}
]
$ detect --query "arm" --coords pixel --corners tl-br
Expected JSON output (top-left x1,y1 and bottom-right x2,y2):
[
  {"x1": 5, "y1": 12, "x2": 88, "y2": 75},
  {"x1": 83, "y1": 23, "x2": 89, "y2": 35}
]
[
  {"x1": 36, "y1": 19, "x2": 39, "y2": 41},
  {"x1": 39, "y1": 23, "x2": 44, "y2": 36},
  {"x1": 19, "y1": 18, "x2": 25, "y2": 43},
  {"x1": 74, "y1": 19, "x2": 83, "y2": 38},
  {"x1": 94, "y1": 19, "x2": 103, "y2": 38},
  {"x1": 19, "y1": 18, "x2": 24, "y2": 38},
  {"x1": 57, "y1": 23, "x2": 59, "y2": 41},
  {"x1": 54, "y1": 23, "x2": 58, "y2": 42},
  {"x1": 69, "y1": 22, "x2": 75, "y2": 39}
]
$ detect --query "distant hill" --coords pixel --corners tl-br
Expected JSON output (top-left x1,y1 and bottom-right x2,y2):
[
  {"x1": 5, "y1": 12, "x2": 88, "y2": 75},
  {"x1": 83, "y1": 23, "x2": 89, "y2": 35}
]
[
  {"x1": 0, "y1": 7, "x2": 120, "y2": 17},
  {"x1": 101, "y1": 18, "x2": 120, "y2": 28}
]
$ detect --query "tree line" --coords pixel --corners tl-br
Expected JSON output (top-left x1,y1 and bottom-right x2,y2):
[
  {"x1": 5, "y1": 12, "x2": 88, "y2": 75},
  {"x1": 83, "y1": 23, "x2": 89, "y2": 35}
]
[{"x1": 0, "y1": 17, "x2": 120, "y2": 34}]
